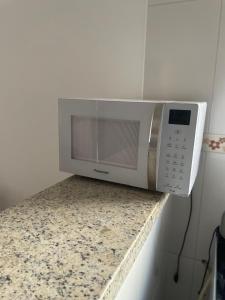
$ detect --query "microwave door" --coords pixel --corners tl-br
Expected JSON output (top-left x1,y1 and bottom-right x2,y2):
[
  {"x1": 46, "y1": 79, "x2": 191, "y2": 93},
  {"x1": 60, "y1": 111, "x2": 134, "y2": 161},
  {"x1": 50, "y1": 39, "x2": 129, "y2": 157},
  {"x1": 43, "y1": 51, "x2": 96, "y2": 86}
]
[
  {"x1": 71, "y1": 115, "x2": 97, "y2": 163},
  {"x1": 95, "y1": 100, "x2": 154, "y2": 189},
  {"x1": 59, "y1": 98, "x2": 98, "y2": 173},
  {"x1": 97, "y1": 105, "x2": 140, "y2": 170},
  {"x1": 59, "y1": 98, "x2": 156, "y2": 189}
]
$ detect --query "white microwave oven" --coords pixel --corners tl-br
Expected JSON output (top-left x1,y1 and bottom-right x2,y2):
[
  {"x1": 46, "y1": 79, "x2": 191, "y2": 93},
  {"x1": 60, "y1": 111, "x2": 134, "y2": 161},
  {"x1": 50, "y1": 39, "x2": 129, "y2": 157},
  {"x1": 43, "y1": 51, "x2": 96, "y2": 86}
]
[{"x1": 58, "y1": 98, "x2": 206, "y2": 196}]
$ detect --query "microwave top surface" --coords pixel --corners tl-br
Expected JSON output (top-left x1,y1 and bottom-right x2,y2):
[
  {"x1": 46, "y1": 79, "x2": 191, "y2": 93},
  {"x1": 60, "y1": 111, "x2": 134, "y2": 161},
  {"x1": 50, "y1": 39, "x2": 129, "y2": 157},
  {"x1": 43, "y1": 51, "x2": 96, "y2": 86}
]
[{"x1": 58, "y1": 97, "x2": 206, "y2": 106}]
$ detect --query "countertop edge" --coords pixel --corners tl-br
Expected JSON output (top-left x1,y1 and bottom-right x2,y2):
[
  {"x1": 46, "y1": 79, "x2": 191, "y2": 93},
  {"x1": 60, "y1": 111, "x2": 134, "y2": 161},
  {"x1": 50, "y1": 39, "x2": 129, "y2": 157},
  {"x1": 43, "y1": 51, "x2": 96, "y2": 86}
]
[{"x1": 99, "y1": 193, "x2": 170, "y2": 300}]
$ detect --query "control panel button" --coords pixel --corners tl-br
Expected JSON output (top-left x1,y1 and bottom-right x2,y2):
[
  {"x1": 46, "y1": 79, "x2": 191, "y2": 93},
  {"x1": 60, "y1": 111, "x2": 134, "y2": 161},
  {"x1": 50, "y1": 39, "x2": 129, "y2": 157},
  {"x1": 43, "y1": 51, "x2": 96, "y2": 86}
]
[
  {"x1": 175, "y1": 129, "x2": 181, "y2": 135},
  {"x1": 175, "y1": 185, "x2": 181, "y2": 190}
]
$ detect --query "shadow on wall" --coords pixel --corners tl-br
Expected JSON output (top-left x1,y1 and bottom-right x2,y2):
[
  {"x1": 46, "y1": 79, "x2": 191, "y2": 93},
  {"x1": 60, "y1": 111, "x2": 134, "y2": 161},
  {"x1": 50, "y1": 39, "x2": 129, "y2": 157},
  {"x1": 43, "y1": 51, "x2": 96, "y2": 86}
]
[{"x1": 0, "y1": 187, "x2": 15, "y2": 211}]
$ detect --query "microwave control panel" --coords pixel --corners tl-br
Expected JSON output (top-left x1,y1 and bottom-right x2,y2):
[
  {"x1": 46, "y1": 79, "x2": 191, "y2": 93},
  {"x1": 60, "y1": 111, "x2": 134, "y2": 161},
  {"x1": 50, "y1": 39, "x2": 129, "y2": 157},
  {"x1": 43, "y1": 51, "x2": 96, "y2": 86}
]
[{"x1": 156, "y1": 104, "x2": 198, "y2": 196}]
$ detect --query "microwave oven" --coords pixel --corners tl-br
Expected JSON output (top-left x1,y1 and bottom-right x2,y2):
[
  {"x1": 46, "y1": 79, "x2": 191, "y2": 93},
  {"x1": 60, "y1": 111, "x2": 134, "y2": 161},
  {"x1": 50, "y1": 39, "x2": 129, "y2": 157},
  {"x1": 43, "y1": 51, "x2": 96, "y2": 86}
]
[{"x1": 58, "y1": 98, "x2": 206, "y2": 196}]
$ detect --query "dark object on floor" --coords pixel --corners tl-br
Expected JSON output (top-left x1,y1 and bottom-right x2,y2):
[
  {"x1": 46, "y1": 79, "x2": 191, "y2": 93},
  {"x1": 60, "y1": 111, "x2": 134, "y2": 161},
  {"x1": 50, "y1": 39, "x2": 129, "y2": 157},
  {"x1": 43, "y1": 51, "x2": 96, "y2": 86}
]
[{"x1": 217, "y1": 231, "x2": 225, "y2": 300}]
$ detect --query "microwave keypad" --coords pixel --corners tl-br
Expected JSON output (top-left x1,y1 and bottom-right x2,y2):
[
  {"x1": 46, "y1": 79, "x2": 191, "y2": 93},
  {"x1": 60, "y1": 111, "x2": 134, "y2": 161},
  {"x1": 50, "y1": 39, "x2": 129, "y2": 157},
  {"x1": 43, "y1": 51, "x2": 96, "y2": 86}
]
[
  {"x1": 156, "y1": 104, "x2": 198, "y2": 196},
  {"x1": 160, "y1": 129, "x2": 188, "y2": 193}
]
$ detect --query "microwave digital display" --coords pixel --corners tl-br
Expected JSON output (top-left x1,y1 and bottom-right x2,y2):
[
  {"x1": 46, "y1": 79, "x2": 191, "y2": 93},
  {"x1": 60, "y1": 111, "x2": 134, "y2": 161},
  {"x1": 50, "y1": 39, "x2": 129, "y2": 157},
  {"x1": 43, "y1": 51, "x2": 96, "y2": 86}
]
[{"x1": 169, "y1": 109, "x2": 191, "y2": 125}]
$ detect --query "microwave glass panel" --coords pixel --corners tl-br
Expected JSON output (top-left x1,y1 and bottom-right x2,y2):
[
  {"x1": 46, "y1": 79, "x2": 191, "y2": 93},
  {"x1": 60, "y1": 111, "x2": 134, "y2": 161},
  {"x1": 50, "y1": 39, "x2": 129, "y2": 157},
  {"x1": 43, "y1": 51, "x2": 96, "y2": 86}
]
[
  {"x1": 98, "y1": 118, "x2": 140, "y2": 169},
  {"x1": 71, "y1": 115, "x2": 140, "y2": 169},
  {"x1": 71, "y1": 116, "x2": 97, "y2": 162}
]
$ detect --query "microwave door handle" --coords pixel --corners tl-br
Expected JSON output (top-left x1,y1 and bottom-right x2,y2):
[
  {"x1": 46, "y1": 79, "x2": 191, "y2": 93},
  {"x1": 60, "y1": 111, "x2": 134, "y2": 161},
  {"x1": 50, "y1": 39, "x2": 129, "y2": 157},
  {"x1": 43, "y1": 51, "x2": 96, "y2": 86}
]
[{"x1": 148, "y1": 104, "x2": 164, "y2": 190}]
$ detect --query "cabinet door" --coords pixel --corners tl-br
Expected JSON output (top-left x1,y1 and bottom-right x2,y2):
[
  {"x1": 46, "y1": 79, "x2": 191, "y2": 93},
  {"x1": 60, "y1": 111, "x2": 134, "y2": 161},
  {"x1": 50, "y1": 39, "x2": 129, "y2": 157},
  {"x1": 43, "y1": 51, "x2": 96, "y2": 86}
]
[{"x1": 115, "y1": 207, "x2": 166, "y2": 300}]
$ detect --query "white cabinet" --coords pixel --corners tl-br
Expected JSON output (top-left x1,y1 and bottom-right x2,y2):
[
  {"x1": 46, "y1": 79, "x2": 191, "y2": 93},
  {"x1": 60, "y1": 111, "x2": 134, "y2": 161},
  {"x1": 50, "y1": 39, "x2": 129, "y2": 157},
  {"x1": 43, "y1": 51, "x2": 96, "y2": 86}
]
[
  {"x1": 115, "y1": 216, "x2": 161, "y2": 300},
  {"x1": 115, "y1": 198, "x2": 171, "y2": 300}
]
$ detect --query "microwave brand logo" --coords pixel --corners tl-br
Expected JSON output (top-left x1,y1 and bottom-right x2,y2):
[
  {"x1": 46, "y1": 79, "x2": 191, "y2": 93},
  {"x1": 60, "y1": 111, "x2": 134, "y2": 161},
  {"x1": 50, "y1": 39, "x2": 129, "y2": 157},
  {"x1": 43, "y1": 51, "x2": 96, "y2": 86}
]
[{"x1": 93, "y1": 169, "x2": 109, "y2": 175}]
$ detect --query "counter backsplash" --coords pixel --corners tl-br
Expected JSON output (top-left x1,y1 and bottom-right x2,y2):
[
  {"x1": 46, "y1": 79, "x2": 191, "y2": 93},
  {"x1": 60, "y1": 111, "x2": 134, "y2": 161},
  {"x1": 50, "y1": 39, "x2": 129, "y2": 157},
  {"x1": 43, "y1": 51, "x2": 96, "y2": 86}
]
[{"x1": 203, "y1": 134, "x2": 225, "y2": 154}]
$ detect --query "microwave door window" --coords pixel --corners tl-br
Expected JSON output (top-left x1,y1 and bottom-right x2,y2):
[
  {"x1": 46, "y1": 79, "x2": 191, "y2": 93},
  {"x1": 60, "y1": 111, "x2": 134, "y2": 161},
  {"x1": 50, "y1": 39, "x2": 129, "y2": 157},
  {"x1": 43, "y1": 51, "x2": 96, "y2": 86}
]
[
  {"x1": 71, "y1": 116, "x2": 140, "y2": 169},
  {"x1": 98, "y1": 119, "x2": 140, "y2": 169},
  {"x1": 71, "y1": 116, "x2": 97, "y2": 162}
]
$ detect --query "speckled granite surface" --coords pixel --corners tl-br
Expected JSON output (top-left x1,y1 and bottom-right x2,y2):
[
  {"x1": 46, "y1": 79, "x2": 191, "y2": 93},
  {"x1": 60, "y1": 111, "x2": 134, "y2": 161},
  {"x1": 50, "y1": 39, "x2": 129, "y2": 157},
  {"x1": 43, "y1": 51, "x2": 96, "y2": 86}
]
[{"x1": 0, "y1": 176, "x2": 168, "y2": 300}]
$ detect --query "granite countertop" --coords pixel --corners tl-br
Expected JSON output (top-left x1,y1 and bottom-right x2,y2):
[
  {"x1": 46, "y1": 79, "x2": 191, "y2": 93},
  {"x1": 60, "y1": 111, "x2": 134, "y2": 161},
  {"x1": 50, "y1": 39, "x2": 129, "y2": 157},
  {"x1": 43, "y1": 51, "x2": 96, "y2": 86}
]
[{"x1": 0, "y1": 176, "x2": 169, "y2": 300}]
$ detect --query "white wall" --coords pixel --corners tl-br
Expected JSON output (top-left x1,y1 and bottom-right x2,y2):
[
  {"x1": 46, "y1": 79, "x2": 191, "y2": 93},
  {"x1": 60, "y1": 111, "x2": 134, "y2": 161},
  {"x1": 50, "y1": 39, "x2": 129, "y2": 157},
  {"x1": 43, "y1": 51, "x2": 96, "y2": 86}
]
[
  {"x1": 196, "y1": 0, "x2": 225, "y2": 262},
  {"x1": 144, "y1": 0, "x2": 225, "y2": 299},
  {"x1": 0, "y1": 0, "x2": 148, "y2": 207}
]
